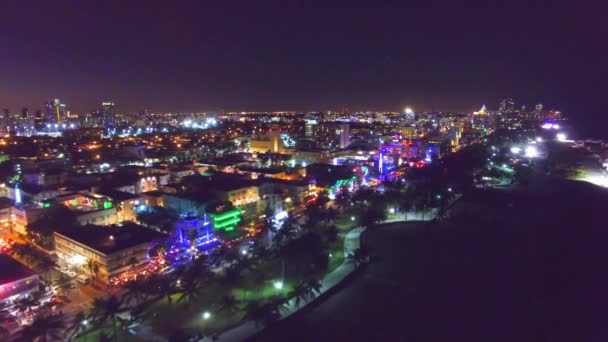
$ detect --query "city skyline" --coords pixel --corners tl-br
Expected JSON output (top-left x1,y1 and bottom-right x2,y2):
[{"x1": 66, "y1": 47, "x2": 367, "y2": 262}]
[{"x1": 0, "y1": 1, "x2": 605, "y2": 125}]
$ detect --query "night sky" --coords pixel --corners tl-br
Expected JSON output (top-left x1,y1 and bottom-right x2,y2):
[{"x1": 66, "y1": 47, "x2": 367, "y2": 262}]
[{"x1": 0, "y1": 1, "x2": 605, "y2": 130}]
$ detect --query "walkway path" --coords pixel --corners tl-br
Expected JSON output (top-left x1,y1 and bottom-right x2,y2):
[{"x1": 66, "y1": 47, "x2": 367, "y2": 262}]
[{"x1": 204, "y1": 227, "x2": 366, "y2": 342}]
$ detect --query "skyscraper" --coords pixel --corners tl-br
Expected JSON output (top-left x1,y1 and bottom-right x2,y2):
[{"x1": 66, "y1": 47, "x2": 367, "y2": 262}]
[
  {"x1": 338, "y1": 123, "x2": 350, "y2": 148},
  {"x1": 101, "y1": 102, "x2": 116, "y2": 127},
  {"x1": 498, "y1": 98, "x2": 515, "y2": 113},
  {"x1": 304, "y1": 114, "x2": 318, "y2": 138},
  {"x1": 46, "y1": 99, "x2": 67, "y2": 125}
]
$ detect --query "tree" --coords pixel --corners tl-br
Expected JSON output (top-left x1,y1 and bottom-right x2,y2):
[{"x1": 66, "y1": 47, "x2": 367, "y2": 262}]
[
  {"x1": 334, "y1": 186, "x2": 351, "y2": 212},
  {"x1": 123, "y1": 278, "x2": 149, "y2": 306},
  {"x1": 18, "y1": 314, "x2": 65, "y2": 342},
  {"x1": 244, "y1": 299, "x2": 283, "y2": 328},
  {"x1": 147, "y1": 274, "x2": 176, "y2": 305},
  {"x1": 176, "y1": 272, "x2": 202, "y2": 306},
  {"x1": 15, "y1": 293, "x2": 41, "y2": 320},
  {"x1": 66, "y1": 311, "x2": 88, "y2": 340},
  {"x1": 91, "y1": 295, "x2": 124, "y2": 341},
  {"x1": 360, "y1": 205, "x2": 386, "y2": 229},
  {"x1": 218, "y1": 295, "x2": 240, "y2": 313},
  {"x1": 35, "y1": 255, "x2": 56, "y2": 281},
  {"x1": 52, "y1": 275, "x2": 72, "y2": 296},
  {"x1": 347, "y1": 247, "x2": 370, "y2": 267},
  {"x1": 86, "y1": 259, "x2": 101, "y2": 283}
]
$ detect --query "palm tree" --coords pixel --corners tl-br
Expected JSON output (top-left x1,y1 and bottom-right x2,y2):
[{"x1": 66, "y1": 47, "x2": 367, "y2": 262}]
[
  {"x1": 176, "y1": 272, "x2": 202, "y2": 306},
  {"x1": 304, "y1": 278, "x2": 322, "y2": 298},
  {"x1": 86, "y1": 259, "x2": 100, "y2": 283},
  {"x1": 244, "y1": 300, "x2": 282, "y2": 328},
  {"x1": 146, "y1": 274, "x2": 176, "y2": 305},
  {"x1": 66, "y1": 311, "x2": 88, "y2": 340},
  {"x1": 347, "y1": 247, "x2": 370, "y2": 267},
  {"x1": 91, "y1": 295, "x2": 124, "y2": 341},
  {"x1": 52, "y1": 275, "x2": 72, "y2": 296},
  {"x1": 18, "y1": 314, "x2": 65, "y2": 342},
  {"x1": 360, "y1": 205, "x2": 386, "y2": 229},
  {"x1": 288, "y1": 284, "x2": 308, "y2": 308},
  {"x1": 15, "y1": 293, "x2": 41, "y2": 320},
  {"x1": 35, "y1": 255, "x2": 56, "y2": 281},
  {"x1": 218, "y1": 295, "x2": 240, "y2": 313},
  {"x1": 123, "y1": 278, "x2": 148, "y2": 306}
]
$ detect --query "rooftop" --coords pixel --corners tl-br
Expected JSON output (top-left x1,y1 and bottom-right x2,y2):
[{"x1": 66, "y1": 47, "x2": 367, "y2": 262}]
[
  {"x1": 95, "y1": 188, "x2": 140, "y2": 202},
  {"x1": 0, "y1": 253, "x2": 37, "y2": 285},
  {"x1": 55, "y1": 222, "x2": 165, "y2": 255}
]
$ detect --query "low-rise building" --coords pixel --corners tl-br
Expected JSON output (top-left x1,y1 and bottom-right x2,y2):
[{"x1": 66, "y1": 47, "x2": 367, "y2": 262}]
[
  {"x1": 53, "y1": 223, "x2": 165, "y2": 284},
  {"x1": 0, "y1": 254, "x2": 40, "y2": 305}
]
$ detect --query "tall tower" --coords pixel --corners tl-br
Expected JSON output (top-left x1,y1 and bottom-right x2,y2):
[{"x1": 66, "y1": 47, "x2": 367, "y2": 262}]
[
  {"x1": 46, "y1": 99, "x2": 66, "y2": 125},
  {"x1": 101, "y1": 102, "x2": 116, "y2": 127},
  {"x1": 304, "y1": 114, "x2": 317, "y2": 138},
  {"x1": 338, "y1": 123, "x2": 350, "y2": 149}
]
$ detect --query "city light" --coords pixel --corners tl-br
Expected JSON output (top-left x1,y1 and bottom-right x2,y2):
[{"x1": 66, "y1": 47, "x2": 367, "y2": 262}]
[
  {"x1": 404, "y1": 107, "x2": 413, "y2": 114},
  {"x1": 510, "y1": 146, "x2": 522, "y2": 155},
  {"x1": 524, "y1": 145, "x2": 539, "y2": 158},
  {"x1": 556, "y1": 133, "x2": 567, "y2": 141}
]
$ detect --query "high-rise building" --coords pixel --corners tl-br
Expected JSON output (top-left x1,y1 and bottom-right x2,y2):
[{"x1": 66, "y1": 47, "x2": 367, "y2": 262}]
[
  {"x1": 101, "y1": 102, "x2": 116, "y2": 127},
  {"x1": 304, "y1": 114, "x2": 318, "y2": 138},
  {"x1": 534, "y1": 103, "x2": 543, "y2": 119},
  {"x1": 33, "y1": 111, "x2": 45, "y2": 130},
  {"x1": 498, "y1": 98, "x2": 515, "y2": 113},
  {"x1": 1, "y1": 109, "x2": 9, "y2": 134},
  {"x1": 46, "y1": 99, "x2": 67, "y2": 125},
  {"x1": 338, "y1": 123, "x2": 350, "y2": 148}
]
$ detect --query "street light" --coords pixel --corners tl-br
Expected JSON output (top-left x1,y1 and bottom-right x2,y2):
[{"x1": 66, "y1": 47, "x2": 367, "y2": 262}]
[
  {"x1": 350, "y1": 216, "x2": 355, "y2": 221},
  {"x1": 273, "y1": 280, "x2": 284, "y2": 290},
  {"x1": 202, "y1": 311, "x2": 211, "y2": 320},
  {"x1": 82, "y1": 320, "x2": 89, "y2": 326}
]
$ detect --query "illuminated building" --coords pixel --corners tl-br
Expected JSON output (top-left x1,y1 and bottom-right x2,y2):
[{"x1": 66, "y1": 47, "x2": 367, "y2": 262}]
[
  {"x1": 0, "y1": 254, "x2": 40, "y2": 305},
  {"x1": 207, "y1": 204, "x2": 241, "y2": 231},
  {"x1": 54, "y1": 192, "x2": 118, "y2": 225},
  {"x1": 338, "y1": 123, "x2": 350, "y2": 148},
  {"x1": 305, "y1": 117, "x2": 318, "y2": 138},
  {"x1": 54, "y1": 223, "x2": 165, "y2": 284},
  {"x1": 95, "y1": 189, "x2": 142, "y2": 222},
  {"x1": 249, "y1": 126, "x2": 282, "y2": 153},
  {"x1": 499, "y1": 98, "x2": 516, "y2": 113},
  {"x1": 101, "y1": 102, "x2": 116, "y2": 127},
  {"x1": 46, "y1": 98, "x2": 67, "y2": 125}
]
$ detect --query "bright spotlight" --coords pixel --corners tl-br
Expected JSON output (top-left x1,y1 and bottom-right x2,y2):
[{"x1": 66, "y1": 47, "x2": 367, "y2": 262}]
[
  {"x1": 556, "y1": 133, "x2": 567, "y2": 141},
  {"x1": 405, "y1": 107, "x2": 413, "y2": 114},
  {"x1": 524, "y1": 145, "x2": 539, "y2": 158}
]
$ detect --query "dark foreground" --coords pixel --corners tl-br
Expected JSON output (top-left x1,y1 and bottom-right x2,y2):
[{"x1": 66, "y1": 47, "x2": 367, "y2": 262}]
[{"x1": 252, "y1": 178, "x2": 608, "y2": 342}]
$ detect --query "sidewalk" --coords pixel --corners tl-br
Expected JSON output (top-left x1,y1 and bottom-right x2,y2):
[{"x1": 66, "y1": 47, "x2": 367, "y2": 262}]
[{"x1": 205, "y1": 227, "x2": 366, "y2": 342}]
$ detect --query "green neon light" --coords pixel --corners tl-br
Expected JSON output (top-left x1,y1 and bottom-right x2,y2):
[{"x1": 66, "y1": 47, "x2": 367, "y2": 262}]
[
  {"x1": 103, "y1": 201, "x2": 113, "y2": 209},
  {"x1": 43, "y1": 203, "x2": 51, "y2": 208},
  {"x1": 213, "y1": 217, "x2": 241, "y2": 229},
  {"x1": 211, "y1": 209, "x2": 240, "y2": 221}
]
